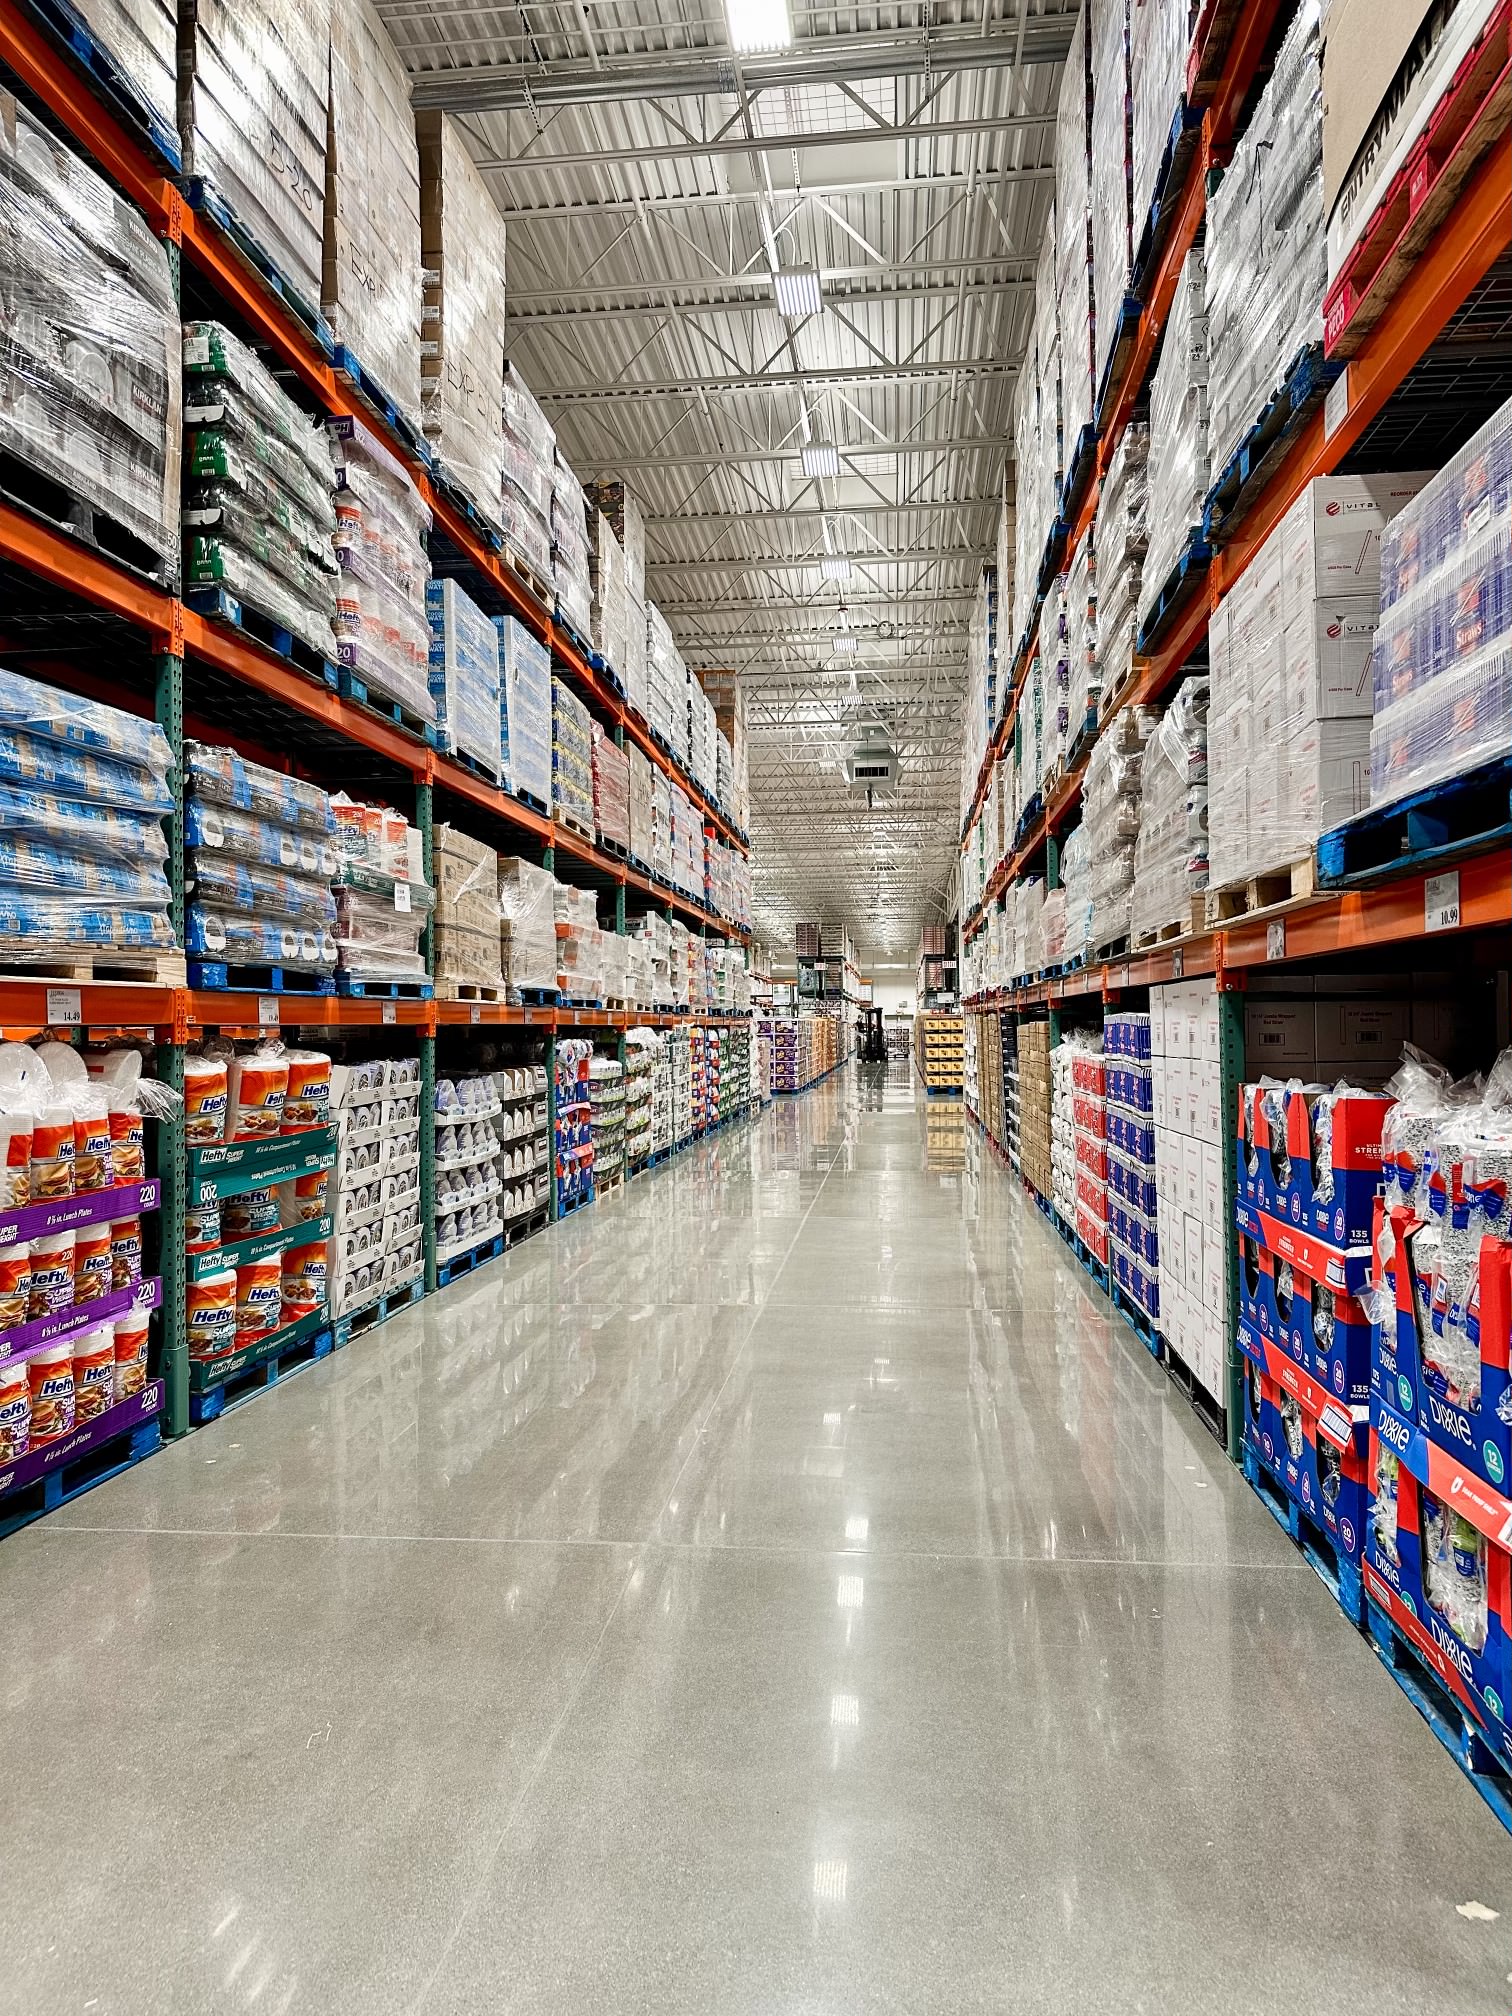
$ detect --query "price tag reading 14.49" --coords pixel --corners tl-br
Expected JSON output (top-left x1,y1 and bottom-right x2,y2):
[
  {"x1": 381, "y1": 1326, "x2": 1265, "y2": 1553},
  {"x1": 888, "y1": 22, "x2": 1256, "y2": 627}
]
[{"x1": 1424, "y1": 871, "x2": 1461, "y2": 934}]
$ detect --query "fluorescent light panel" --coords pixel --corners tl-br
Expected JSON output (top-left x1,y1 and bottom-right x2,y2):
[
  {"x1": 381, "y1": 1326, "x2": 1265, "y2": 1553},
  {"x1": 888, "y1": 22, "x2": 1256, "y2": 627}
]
[
  {"x1": 726, "y1": 0, "x2": 792, "y2": 52},
  {"x1": 772, "y1": 265, "x2": 823, "y2": 318},
  {"x1": 801, "y1": 441, "x2": 840, "y2": 476},
  {"x1": 820, "y1": 556, "x2": 852, "y2": 580},
  {"x1": 831, "y1": 634, "x2": 858, "y2": 654}
]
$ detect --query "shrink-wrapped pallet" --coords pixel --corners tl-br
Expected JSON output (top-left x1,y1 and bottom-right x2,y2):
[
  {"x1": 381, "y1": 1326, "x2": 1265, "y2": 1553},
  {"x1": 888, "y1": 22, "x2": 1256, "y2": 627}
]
[{"x1": 415, "y1": 111, "x2": 505, "y2": 526}]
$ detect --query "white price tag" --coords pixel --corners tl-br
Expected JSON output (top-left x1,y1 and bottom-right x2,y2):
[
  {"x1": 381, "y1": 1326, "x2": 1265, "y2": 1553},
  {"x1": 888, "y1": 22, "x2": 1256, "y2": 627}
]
[
  {"x1": 1266, "y1": 921, "x2": 1286, "y2": 961},
  {"x1": 45, "y1": 987, "x2": 81, "y2": 1027},
  {"x1": 258, "y1": 995, "x2": 280, "y2": 1027},
  {"x1": 1171, "y1": 947, "x2": 1184, "y2": 979},
  {"x1": 1323, "y1": 365, "x2": 1351, "y2": 440},
  {"x1": 381, "y1": 1000, "x2": 397, "y2": 1025},
  {"x1": 1425, "y1": 870, "x2": 1461, "y2": 934},
  {"x1": 393, "y1": 882, "x2": 412, "y2": 914},
  {"x1": 470, "y1": 1004, "x2": 481, "y2": 1025}
]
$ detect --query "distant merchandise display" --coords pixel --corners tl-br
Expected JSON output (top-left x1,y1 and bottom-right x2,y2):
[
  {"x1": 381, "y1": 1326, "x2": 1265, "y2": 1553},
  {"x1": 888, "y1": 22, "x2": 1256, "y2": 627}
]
[
  {"x1": 1368, "y1": 392, "x2": 1512, "y2": 809},
  {"x1": 553, "y1": 1039, "x2": 593, "y2": 1212},
  {"x1": 1069, "y1": 1035, "x2": 1110, "y2": 1268},
  {"x1": 0, "y1": 669, "x2": 176, "y2": 963},
  {"x1": 1055, "y1": 4, "x2": 1094, "y2": 463},
  {"x1": 553, "y1": 884, "x2": 602, "y2": 1002},
  {"x1": 498, "y1": 615, "x2": 552, "y2": 808},
  {"x1": 1204, "y1": 0, "x2": 1325, "y2": 479},
  {"x1": 1103, "y1": 1013, "x2": 1158, "y2": 1323},
  {"x1": 184, "y1": 741, "x2": 337, "y2": 976},
  {"x1": 415, "y1": 110, "x2": 506, "y2": 524},
  {"x1": 916, "y1": 1013, "x2": 964, "y2": 1093},
  {"x1": 1051, "y1": 1038, "x2": 1077, "y2": 1227},
  {"x1": 1093, "y1": 421, "x2": 1149, "y2": 711},
  {"x1": 329, "y1": 416, "x2": 433, "y2": 723},
  {"x1": 588, "y1": 1056, "x2": 625, "y2": 1191},
  {"x1": 427, "y1": 576, "x2": 502, "y2": 778},
  {"x1": 329, "y1": 795, "x2": 431, "y2": 985},
  {"x1": 1130, "y1": 0, "x2": 1198, "y2": 256},
  {"x1": 183, "y1": 321, "x2": 337, "y2": 663},
  {"x1": 178, "y1": 0, "x2": 330, "y2": 307},
  {"x1": 1018, "y1": 1020, "x2": 1053, "y2": 1200},
  {"x1": 0, "y1": 91, "x2": 181, "y2": 569},
  {"x1": 1153, "y1": 984, "x2": 1226, "y2": 1405},
  {"x1": 1090, "y1": 0, "x2": 1133, "y2": 398},
  {"x1": 434, "y1": 1071, "x2": 503, "y2": 1264},
  {"x1": 764, "y1": 1015, "x2": 840, "y2": 1094},
  {"x1": 551, "y1": 677, "x2": 594, "y2": 837},
  {"x1": 331, "y1": 1056, "x2": 421, "y2": 1318},
  {"x1": 432, "y1": 825, "x2": 503, "y2": 995}
]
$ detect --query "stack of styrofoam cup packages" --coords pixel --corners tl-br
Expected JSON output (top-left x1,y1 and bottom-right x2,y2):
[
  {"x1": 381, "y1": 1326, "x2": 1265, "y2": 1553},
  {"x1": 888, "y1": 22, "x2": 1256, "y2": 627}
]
[
  {"x1": 0, "y1": 669, "x2": 178, "y2": 966},
  {"x1": 329, "y1": 414, "x2": 434, "y2": 727},
  {"x1": 668, "y1": 1026, "x2": 693, "y2": 1143},
  {"x1": 426, "y1": 575, "x2": 503, "y2": 780},
  {"x1": 330, "y1": 1057, "x2": 422, "y2": 1320},
  {"x1": 183, "y1": 1041, "x2": 333, "y2": 1367},
  {"x1": 183, "y1": 322, "x2": 338, "y2": 664},
  {"x1": 435, "y1": 1072, "x2": 504, "y2": 1265},
  {"x1": 184, "y1": 742, "x2": 338, "y2": 981},
  {"x1": 0, "y1": 1039, "x2": 172, "y2": 1458},
  {"x1": 497, "y1": 1065, "x2": 549, "y2": 1227},
  {"x1": 330, "y1": 795, "x2": 432, "y2": 989},
  {"x1": 624, "y1": 1031, "x2": 658, "y2": 1168},
  {"x1": 589, "y1": 1057, "x2": 626, "y2": 1190}
]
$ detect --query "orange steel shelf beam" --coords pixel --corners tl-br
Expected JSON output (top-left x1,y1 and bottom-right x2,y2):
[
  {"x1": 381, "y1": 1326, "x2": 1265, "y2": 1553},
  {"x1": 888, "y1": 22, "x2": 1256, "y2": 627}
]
[
  {"x1": 187, "y1": 992, "x2": 436, "y2": 1032},
  {"x1": 0, "y1": 977, "x2": 178, "y2": 1032}
]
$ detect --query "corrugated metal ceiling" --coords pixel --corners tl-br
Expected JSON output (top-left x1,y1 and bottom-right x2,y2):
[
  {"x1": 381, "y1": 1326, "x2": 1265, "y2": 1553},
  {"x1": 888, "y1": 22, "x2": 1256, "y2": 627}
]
[{"x1": 377, "y1": 0, "x2": 1074, "y2": 957}]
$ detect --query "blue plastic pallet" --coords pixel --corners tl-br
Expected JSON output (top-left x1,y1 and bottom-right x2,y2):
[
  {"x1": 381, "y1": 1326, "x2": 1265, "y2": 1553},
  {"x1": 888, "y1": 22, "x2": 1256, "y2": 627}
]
[
  {"x1": 1111, "y1": 1280, "x2": 1164, "y2": 1362},
  {"x1": 332, "y1": 346, "x2": 432, "y2": 469},
  {"x1": 1243, "y1": 1446, "x2": 1366, "y2": 1627},
  {"x1": 188, "y1": 961, "x2": 336, "y2": 997},
  {"x1": 1316, "y1": 756, "x2": 1512, "y2": 890},
  {"x1": 1365, "y1": 1600, "x2": 1512, "y2": 1836},
  {"x1": 436, "y1": 743, "x2": 503, "y2": 789},
  {"x1": 190, "y1": 1325, "x2": 335, "y2": 1426},
  {"x1": 436, "y1": 1233, "x2": 505, "y2": 1288},
  {"x1": 1131, "y1": 97, "x2": 1204, "y2": 291},
  {"x1": 334, "y1": 974, "x2": 434, "y2": 1000},
  {"x1": 180, "y1": 180, "x2": 334, "y2": 357},
  {"x1": 1093, "y1": 298, "x2": 1143, "y2": 429},
  {"x1": 554, "y1": 1192, "x2": 594, "y2": 1221},
  {"x1": 22, "y1": 0, "x2": 181, "y2": 166},
  {"x1": 185, "y1": 585, "x2": 338, "y2": 690},
  {"x1": 1057, "y1": 424, "x2": 1097, "y2": 527},
  {"x1": 0, "y1": 1396, "x2": 162, "y2": 1540},
  {"x1": 335, "y1": 669, "x2": 438, "y2": 746},
  {"x1": 332, "y1": 1278, "x2": 424, "y2": 1349},
  {"x1": 1202, "y1": 343, "x2": 1344, "y2": 541},
  {"x1": 512, "y1": 787, "x2": 550, "y2": 819},
  {"x1": 429, "y1": 464, "x2": 503, "y2": 550},
  {"x1": 1135, "y1": 528, "x2": 1213, "y2": 655}
]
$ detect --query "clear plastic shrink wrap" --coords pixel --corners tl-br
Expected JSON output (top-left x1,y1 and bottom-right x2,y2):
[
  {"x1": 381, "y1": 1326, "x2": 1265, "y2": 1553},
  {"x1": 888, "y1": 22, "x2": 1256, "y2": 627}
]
[
  {"x1": 500, "y1": 362, "x2": 554, "y2": 577},
  {"x1": 498, "y1": 858, "x2": 558, "y2": 998},
  {"x1": 179, "y1": 0, "x2": 331, "y2": 306},
  {"x1": 183, "y1": 321, "x2": 337, "y2": 661},
  {"x1": 1084, "y1": 705, "x2": 1156, "y2": 950},
  {"x1": 432, "y1": 825, "x2": 503, "y2": 991},
  {"x1": 1065, "y1": 532, "x2": 1099, "y2": 727},
  {"x1": 415, "y1": 111, "x2": 506, "y2": 527},
  {"x1": 69, "y1": 2, "x2": 176, "y2": 134},
  {"x1": 1369, "y1": 392, "x2": 1512, "y2": 809},
  {"x1": 0, "y1": 669, "x2": 175, "y2": 958},
  {"x1": 551, "y1": 456, "x2": 594, "y2": 640},
  {"x1": 1130, "y1": 0, "x2": 1198, "y2": 254},
  {"x1": 0, "y1": 92, "x2": 180, "y2": 565},
  {"x1": 551, "y1": 678, "x2": 594, "y2": 835},
  {"x1": 426, "y1": 576, "x2": 501, "y2": 778},
  {"x1": 1141, "y1": 245, "x2": 1210, "y2": 621},
  {"x1": 498, "y1": 615, "x2": 552, "y2": 807},
  {"x1": 329, "y1": 795, "x2": 431, "y2": 983},
  {"x1": 1056, "y1": 6, "x2": 1095, "y2": 458},
  {"x1": 329, "y1": 415, "x2": 433, "y2": 721},
  {"x1": 1205, "y1": 0, "x2": 1325, "y2": 478},
  {"x1": 1129, "y1": 677, "x2": 1209, "y2": 941},
  {"x1": 1090, "y1": 0, "x2": 1133, "y2": 397},
  {"x1": 324, "y1": 0, "x2": 424, "y2": 433},
  {"x1": 1094, "y1": 421, "x2": 1150, "y2": 706},
  {"x1": 184, "y1": 742, "x2": 336, "y2": 973},
  {"x1": 591, "y1": 722, "x2": 630, "y2": 851}
]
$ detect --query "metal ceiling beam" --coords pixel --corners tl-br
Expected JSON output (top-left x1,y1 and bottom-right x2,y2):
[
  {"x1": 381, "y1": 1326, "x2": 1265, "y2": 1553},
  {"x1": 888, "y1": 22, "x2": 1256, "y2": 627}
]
[
  {"x1": 405, "y1": 20, "x2": 1078, "y2": 113},
  {"x1": 564, "y1": 437, "x2": 1006, "y2": 471},
  {"x1": 542, "y1": 359, "x2": 1016, "y2": 402},
  {"x1": 660, "y1": 589, "x2": 975, "y2": 615},
  {"x1": 647, "y1": 548, "x2": 982, "y2": 573},
  {"x1": 646, "y1": 499, "x2": 996, "y2": 525},
  {"x1": 479, "y1": 119, "x2": 1055, "y2": 176},
  {"x1": 508, "y1": 277, "x2": 1034, "y2": 323},
  {"x1": 492, "y1": 168, "x2": 1050, "y2": 222},
  {"x1": 507, "y1": 258, "x2": 1036, "y2": 309}
]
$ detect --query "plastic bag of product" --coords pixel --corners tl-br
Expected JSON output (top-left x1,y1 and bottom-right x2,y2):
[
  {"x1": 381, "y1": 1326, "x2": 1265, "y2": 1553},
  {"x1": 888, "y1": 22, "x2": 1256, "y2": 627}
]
[
  {"x1": 113, "y1": 1310, "x2": 149, "y2": 1399},
  {"x1": 184, "y1": 1055, "x2": 229, "y2": 1146},
  {"x1": 185, "y1": 744, "x2": 334, "y2": 833},
  {"x1": 0, "y1": 666, "x2": 172, "y2": 773},
  {"x1": 0, "y1": 783, "x2": 167, "y2": 862},
  {"x1": 226, "y1": 1044, "x2": 290, "y2": 1142},
  {"x1": 187, "y1": 1268, "x2": 236, "y2": 1360},
  {"x1": 185, "y1": 909, "x2": 337, "y2": 972},
  {"x1": 185, "y1": 798, "x2": 340, "y2": 879},
  {"x1": 0, "y1": 729, "x2": 173, "y2": 815},
  {"x1": 189, "y1": 854, "x2": 337, "y2": 925}
]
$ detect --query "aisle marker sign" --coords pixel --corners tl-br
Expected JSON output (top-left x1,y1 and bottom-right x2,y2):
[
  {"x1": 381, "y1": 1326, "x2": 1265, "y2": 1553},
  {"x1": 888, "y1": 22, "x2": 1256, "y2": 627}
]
[
  {"x1": 46, "y1": 988, "x2": 81, "y2": 1027},
  {"x1": 1425, "y1": 871, "x2": 1461, "y2": 933}
]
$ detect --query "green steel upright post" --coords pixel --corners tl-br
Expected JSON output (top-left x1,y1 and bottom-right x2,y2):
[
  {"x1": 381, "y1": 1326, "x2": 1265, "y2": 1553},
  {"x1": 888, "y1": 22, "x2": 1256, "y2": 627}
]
[
  {"x1": 1219, "y1": 981, "x2": 1246, "y2": 1465},
  {"x1": 417, "y1": 778, "x2": 438, "y2": 1294},
  {"x1": 1046, "y1": 835, "x2": 1060, "y2": 892},
  {"x1": 154, "y1": 646, "x2": 188, "y2": 1436}
]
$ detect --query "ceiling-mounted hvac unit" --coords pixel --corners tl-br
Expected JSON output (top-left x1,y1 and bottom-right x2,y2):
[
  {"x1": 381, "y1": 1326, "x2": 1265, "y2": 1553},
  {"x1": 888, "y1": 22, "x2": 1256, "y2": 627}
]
[{"x1": 845, "y1": 743, "x2": 902, "y2": 791}]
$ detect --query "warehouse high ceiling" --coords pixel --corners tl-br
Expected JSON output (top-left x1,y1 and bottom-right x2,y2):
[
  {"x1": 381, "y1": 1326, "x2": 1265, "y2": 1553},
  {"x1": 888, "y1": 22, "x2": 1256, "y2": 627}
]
[{"x1": 377, "y1": 0, "x2": 1076, "y2": 956}]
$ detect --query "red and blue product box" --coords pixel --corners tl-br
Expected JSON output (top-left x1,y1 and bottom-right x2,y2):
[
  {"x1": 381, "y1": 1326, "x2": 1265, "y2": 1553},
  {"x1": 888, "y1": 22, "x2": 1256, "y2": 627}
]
[
  {"x1": 1239, "y1": 1083, "x2": 1390, "y2": 1251},
  {"x1": 1364, "y1": 1395, "x2": 1512, "y2": 1769},
  {"x1": 1238, "y1": 1322, "x2": 1370, "y2": 1562},
  {"x1": 1240, "y1": 1232, "x2": 1372, "y2": 1403},
  {"x1": 1373, "y1": 1197, "x2": 1512, "y2": 1492}
]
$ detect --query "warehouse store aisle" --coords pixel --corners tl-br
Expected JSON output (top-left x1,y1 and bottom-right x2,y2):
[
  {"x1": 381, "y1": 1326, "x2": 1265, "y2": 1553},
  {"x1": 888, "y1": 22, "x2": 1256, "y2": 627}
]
[{"x1": 3, "y1": 1067, "x2": 1509, "y2": 2016}]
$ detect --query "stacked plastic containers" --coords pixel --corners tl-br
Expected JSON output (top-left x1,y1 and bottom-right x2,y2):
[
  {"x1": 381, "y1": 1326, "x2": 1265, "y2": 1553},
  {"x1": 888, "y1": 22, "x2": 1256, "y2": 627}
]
[
  {"x1": 0, "y1": 92, "x2": 180, "y2": 579},
  {"x1": 184, "y1": 322, "x2": 337, "y2": 663},
  {"x1": 184, "y1": 743, "x2": 337, "y2": 983},
  {"x1": 328, "y1": 795, "x2": 432, "y2": 990},
  {"x1": 0, "y1": 670, "x2": 176, "y2": 966},
  {"x1": 329, "y1": 415, "x2": 434, "y2": 726},
  {"x1": 553, "y1": 1040, "x2": 594, "y2": 1213},
  {"x1": 1104, "y1": 1012, "x2": 1160, "y2": 1326},
  {"x1": 330, "y1": 1057, "x2": 422, "y2": 1319},
  {"x1": 624, "y1": 1032, "x2": 658, "y2": 1168},
  {"x1": 1368, "y1": 391, "x2": 1512, "y2": 809},
  {"x1": 497, "y1": 1065, "x2": 549, "y2": 1226},
  {"x1": 426, "y1": 576, "x2": 502, "y2": 779},
  {"x1": 588, "y1": 1057, "x2": 625, "y2": 1189},
  {"x1": 551, "y1": 677, "x2": 594, "y2": 837},
  {"x1": 434, "y1": 1072, "x2": 504, "y2": 1265},
  {"x1": 499, "y1": 616, "x2": 553, "y2": 809}
]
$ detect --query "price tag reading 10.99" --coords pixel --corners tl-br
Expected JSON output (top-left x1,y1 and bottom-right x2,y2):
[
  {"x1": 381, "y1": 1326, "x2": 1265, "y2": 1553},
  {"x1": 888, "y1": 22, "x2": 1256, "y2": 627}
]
[{"x1": 1424, "y1": 871, "x2": 1461, "y2": 934}]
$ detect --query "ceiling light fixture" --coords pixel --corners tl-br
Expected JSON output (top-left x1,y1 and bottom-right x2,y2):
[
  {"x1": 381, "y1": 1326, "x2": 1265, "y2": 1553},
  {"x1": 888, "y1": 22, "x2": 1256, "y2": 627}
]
[
  {"x1": 831, "y1": 634, "x2": 858, "y2": 655},
  {"x1": 726, "y1": 0, "x2": 792, "y2": 53},
  {"x1": 772, "y1": 265, "x2": 823, "y2": 318},
  {"x1": 820, "y1": 556, "x2": 852, "y2": 581},
  {"x1": 801, "y1": 441, "x2": 840, "y2": 476}
]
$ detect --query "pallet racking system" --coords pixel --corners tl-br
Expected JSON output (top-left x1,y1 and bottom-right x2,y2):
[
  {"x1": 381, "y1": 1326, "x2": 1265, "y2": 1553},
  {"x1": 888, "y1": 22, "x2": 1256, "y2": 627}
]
[{"x1": 0, "y1": 0, "x2": 758, "y2": 1447}]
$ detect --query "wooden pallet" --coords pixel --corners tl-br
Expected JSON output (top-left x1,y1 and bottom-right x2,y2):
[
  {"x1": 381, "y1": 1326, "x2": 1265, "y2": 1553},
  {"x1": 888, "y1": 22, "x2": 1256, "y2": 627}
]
[
  {"x1": 0, "y1": 950, "x2": 187, "y2": 989},
  {"x1": 1097, "y1": 655, "x2": 1143, "y2": 725},
  {"x1": 1132, "y1": 896, "x2": 1207, "y2": 950},
  {"x1": 435, "y1": 979, "x2": 507, "y2": 1003},
  {"x1": 499, "y1": 542, "x2": 553, "y2": 610},
  {"x1": 1203, "y1": 856, "x2": 1318, "y2": 928}
]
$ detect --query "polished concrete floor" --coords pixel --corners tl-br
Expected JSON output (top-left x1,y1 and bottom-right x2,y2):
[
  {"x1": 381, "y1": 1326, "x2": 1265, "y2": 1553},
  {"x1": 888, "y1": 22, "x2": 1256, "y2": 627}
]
[{"x1": 4, "y1": 1064, "x2": 1510, "y2": 2014}]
